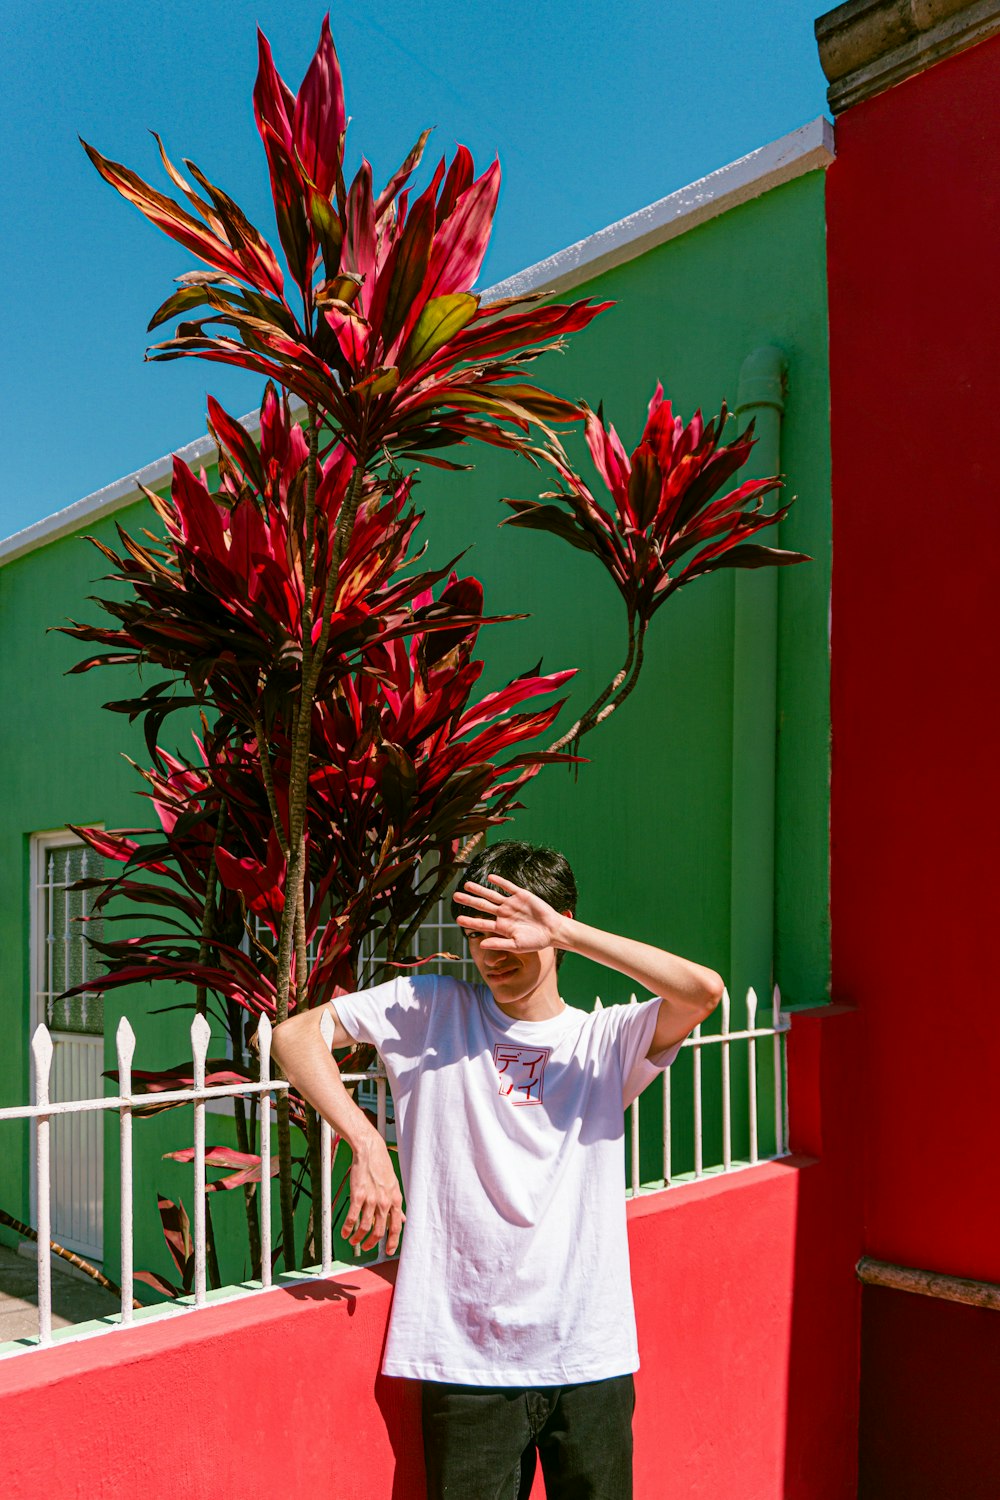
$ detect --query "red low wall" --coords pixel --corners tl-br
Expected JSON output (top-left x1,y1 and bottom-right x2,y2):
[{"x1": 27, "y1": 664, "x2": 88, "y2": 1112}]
[{"x1": 0, "y1": 1010, "x2": 860, "y2": 1499}]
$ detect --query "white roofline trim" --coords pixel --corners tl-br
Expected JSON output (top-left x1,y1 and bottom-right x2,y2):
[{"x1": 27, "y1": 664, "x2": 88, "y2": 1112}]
[
  {"x1": 0, "y1": 417, "x2": 257, "y2": 568},
  {"x1": 0, "y1": 114, "x2": 834, "y2": 569},
  {"x1": 485, "y1": 115, "x2": 835, "y2": 303}
]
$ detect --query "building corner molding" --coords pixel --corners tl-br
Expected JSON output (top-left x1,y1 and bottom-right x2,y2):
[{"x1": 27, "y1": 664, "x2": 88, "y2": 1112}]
[{"x1": 816, "y1": 0, "x2": 1000, "y2": 113}]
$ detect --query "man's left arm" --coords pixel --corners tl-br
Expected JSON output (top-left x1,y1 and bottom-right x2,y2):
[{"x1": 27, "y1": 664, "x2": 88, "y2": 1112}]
[{"x1": 556, "y1": 918, "x2": 725, "y2": 1055}]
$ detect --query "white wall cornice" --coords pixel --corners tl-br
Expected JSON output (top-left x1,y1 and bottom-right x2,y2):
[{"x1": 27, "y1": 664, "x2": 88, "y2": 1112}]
[
  {"x1": 484, "y1": 115, "x2": 834, "y2": 303},
  {"x1": 0, "y1": 114, "x2": 834, "y2": 570}
]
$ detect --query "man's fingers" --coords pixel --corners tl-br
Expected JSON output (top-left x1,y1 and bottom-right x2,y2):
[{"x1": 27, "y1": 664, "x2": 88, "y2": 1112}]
[
  {"x1": 342, "y1": 1190, "x2": 364, "y2": 1239},
  {"x1": 361, "y1": 1205, "x2": 389, "y2": 1252},
  {"x1": 342, "y1": 1153, "x2": 405, "y2": 1254},
  {"x1": 455, "y1": 914, "x2": 498, "y2": 933},
  {"x1": 385, "y1": 1204, "x2": 405, "y2": 1256},
  {"x1": 349, "y1": 1202, "x2": 376, "y2": 1246},
  {"x1": 453, "y1": 890, "x2": 499, "y2": 913},
  {"x1": 486, "y1": 874, "x2": 520, "y2": 894},
  {"x1": 462, "y1": 879, "x2": 508, "y2": 904}
]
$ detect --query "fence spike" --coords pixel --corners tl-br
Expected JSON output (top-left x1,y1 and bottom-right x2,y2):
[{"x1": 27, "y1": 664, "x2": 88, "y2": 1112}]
[
  {"x1": 31, "y1": 1023, "x2": 53, "y2": 1347},
  {"x1": 693, "y1": 1009, "x2": 703, "y2": 1177},
  {"x1": 257, "y1": 1013, "x2": 272, "y2": 1068},
  {"x1": 317, "y1": 990, "x2": 337, "y2": 1275},
  {"x1": 190, "y1": 1012, "x2": 211, "y2": 1069},
  {"x1": 772, "y1": 983, "x2": 784, "y2": 1157},
  {"x1": 117, "y1": 1016, "x2": 135, "y2": 1326},
  {"x1": 662, "y1": 1063, "x2": 672, "y2": 1187},
  {"x1": 781, "y1": 999, "x2": 791, "y2": 1153},
  {"x1": 257, "y1": 1015, "x2": 272, "y2": 1289},
  {"x1": 747, "y1": 986, "x2": 759, "y2": 1164},
  {"x1": 320, "y1": 1110, "x2": 333, "y2": 1276},
  {"x1": 721, "y1": 986, "x2": 732, "y2": 1173},
  {"x1": 116, "y1": 1015, "x2": 136, "y2": 1072},
  {"x1": 31, "y1": 1023, "x2": 53, "y2": 1083},
  {"x1": 190, "y1": 1013, "x2": 209, "y2": 1306}
]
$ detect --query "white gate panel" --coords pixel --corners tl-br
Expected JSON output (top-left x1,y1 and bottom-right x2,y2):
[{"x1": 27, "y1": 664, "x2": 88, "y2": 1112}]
[
  {"x1": 50, "y1": 1034, "x2": 103, "y2": 1260},
  {"x1": 30, "y1": 831, "x2": 106, "y2": 1266}
]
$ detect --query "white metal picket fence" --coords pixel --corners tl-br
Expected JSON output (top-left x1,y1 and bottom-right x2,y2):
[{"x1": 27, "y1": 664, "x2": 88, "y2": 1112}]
[
  {"x1": 0, "y1": 986, "x2": 790, "y2": 1358},
  {"x1": 615, "y1": 984, "x2": 791, "y2": 1194}
]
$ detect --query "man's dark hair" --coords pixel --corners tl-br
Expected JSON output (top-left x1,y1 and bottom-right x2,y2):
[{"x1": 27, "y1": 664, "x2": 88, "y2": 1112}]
[{"x1": 452, "y1": 840, "x2": 577, "y2": 969}]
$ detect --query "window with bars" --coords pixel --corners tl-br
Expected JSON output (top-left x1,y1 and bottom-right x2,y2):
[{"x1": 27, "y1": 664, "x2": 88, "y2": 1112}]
[
  {"x1": 34, "y1": 838, "x2": 106, "y2": 1037},
  {"x1": 357, "y1": 891, "x2": 477, "y2": 990},
  {"x1": 242, "y1": 878, "x2": 477, "y2": 992}
]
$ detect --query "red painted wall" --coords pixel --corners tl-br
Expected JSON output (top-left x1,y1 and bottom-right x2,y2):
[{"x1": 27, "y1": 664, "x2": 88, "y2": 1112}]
[
  {"x1": 826, "y1": 25, "x2": 1000, "y2": 1494},
  {"x1": 858, "y1": 1286, "x2": 1000, "y2": 1500},
  {"x1": 0, "y1": 1012, "x2": 861, "y2": 1499},
  {"x1": 828, "y1": 26, "x2": 1000, "y2": 1287}
]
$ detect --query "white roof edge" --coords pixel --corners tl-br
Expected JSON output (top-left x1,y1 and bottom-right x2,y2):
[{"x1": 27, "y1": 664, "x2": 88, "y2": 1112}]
[
  {"x1": 0, "y1": 416, "x2": 255, "y2": 568},
  {"x1": 0, "y1": 114, "x2": 834, "y2": 570},
  {"x1": 485, "y1": 115, "x2": 834, "y2": 302}
]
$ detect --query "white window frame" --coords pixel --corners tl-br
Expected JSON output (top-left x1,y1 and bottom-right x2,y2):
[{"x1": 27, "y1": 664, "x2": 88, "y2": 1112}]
[
  {"x1": 28, "y1": 826, "x2": 106, "y2": 1043},
  {"x1": 28, "y1": 826, "x2": 105, "y2": 1258}
]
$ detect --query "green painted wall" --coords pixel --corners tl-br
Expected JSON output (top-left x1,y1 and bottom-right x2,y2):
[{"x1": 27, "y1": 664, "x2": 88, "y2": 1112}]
[
  {"x1": 0, "y1": 165, "x2": 831, "y2": 1287},
  {"x1": 412, "y1": 167, "x2": 831, "y2": 1014}
]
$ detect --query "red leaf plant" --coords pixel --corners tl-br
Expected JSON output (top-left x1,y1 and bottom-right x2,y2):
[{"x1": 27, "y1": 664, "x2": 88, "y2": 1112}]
[
  {"x1": 502, "y1": 384, "x2": 813, "y2": 751},
  {"x1": 81, "y1": 15, "x2": 609, "y2": 477},
  {"x1": 57, "y1": 14, "x2": 812, "y2": 1292}
]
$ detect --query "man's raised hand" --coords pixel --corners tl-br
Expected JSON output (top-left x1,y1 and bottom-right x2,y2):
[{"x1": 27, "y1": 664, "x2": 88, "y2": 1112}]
[{"x1": 454, "y1": 874, "x2": 569, "y2": 953}]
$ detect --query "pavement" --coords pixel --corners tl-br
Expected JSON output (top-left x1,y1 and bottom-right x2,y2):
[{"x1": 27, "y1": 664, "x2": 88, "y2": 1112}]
[{"x1": 0, "y1": 1243, "x2": 120, "y2": 1344}]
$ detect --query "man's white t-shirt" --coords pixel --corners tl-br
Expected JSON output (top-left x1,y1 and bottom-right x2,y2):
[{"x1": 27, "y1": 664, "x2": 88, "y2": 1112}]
[{"x1": 331, "y1": 973, "x2": 682, "y2": 1386}]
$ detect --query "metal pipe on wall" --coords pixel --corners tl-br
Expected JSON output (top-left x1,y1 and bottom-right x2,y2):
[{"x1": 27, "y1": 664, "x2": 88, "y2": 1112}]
[{"x1": 728, "y1": 345, "x2": 788, "y2": 1018}]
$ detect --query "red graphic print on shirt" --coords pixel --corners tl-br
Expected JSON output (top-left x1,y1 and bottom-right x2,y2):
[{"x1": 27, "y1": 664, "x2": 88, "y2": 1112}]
[{"x1": 492, "y1": 1043, "x2": 551, "y2": 1106}]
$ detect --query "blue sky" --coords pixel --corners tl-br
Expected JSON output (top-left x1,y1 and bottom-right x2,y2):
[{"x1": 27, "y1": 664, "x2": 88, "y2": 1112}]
[{"x1": 1, "y1": 1, "x2": 830, "y2": 538}]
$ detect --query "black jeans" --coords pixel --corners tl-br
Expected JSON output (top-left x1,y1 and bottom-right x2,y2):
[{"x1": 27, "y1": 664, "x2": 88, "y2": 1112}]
[{"x1": 420, "y1": 1372, "x2": 635, "y2": 1499}]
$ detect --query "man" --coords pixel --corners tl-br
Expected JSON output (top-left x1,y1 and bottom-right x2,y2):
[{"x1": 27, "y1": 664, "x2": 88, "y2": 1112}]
[{"x1": 271, "y1": 840, "x2": 723, "y2": 1498}]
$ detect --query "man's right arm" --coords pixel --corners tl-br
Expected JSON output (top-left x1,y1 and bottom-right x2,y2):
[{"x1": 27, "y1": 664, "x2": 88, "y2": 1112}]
[{"x1": 270, "y1": 1004, "x2": 404, "y2": 1254}]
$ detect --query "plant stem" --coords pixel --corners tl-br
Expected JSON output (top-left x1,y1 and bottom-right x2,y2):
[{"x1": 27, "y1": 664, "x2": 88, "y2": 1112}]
[
  {"x1": 273, "y1": 419, "x2": 368, "y2": 1271},
  {"x1": 586, "y1": 619, "x2": 648, "y2": 731},
  {"x1": 459, "y1": 613, "x2": 646, "y2": 866},
  {"x1": 271, "y1": 421, "x2": 322, "y2": 1275},
  {"x1": 194, "y1": 797, "x2": 227, "y2": 1019},
  {"x1": 0, "y1": 1208, "x2": 140, "y2": 1308},
  {"x1": 547, "y1": 610, "x2": 637, "y2": 753},
  {"x1": 252, "y1": 705, "x2": 289, "y2": 857},
  {"x1": 294, "y1": 840, "x2": 309, "y2": 1017},
  {"x1": 296, "y1": 849, "x2": 323, "y2": 1266}
]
